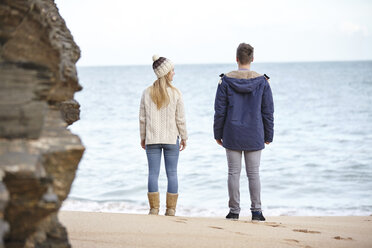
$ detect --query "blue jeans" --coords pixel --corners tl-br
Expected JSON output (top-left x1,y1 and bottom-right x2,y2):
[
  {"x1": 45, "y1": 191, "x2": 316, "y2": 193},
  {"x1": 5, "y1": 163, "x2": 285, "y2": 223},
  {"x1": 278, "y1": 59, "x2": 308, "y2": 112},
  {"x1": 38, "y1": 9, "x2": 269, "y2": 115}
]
[{"x1": 145, "y1": 140, "x2": 179, "y2": 194}]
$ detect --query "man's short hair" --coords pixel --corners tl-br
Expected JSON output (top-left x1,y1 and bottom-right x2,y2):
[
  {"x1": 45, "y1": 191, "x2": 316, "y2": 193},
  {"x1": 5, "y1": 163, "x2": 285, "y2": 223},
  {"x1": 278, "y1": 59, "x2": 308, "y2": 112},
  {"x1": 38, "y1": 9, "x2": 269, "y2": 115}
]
[{"x1": 236, "y1": 43, "x2": 254, "y2": 64}]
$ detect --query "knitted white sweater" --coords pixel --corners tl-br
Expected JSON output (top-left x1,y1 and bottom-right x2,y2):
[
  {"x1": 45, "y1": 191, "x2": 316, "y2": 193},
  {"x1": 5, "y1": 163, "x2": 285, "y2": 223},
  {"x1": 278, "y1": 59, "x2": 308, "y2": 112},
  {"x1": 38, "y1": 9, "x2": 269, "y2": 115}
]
[{"x1": 139, "y1": 86, "x2": 188, "y2": 145}]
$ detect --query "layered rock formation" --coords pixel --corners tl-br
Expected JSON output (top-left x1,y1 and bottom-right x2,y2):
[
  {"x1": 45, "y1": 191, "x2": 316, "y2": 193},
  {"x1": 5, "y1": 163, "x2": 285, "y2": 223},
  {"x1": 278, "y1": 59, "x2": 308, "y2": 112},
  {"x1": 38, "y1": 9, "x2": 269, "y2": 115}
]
[{"x1": 0, "y1": 0, "x2": 85, "y2": 247}]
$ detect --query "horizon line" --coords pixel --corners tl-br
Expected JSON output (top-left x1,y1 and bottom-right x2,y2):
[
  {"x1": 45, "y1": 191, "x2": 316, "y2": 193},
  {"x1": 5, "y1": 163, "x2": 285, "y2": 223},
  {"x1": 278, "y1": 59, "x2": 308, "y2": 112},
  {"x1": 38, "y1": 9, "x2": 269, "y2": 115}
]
[{"x1": 76, "y1": 59, "x2": 372, "y2": 68}]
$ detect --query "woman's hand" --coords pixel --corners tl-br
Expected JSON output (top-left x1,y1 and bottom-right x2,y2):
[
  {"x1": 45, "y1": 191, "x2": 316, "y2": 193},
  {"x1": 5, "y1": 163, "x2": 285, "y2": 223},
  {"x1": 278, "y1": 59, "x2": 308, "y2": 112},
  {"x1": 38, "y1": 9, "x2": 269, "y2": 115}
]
[
  {"x1": 141, "y1": 140, "x2": 146, "y2": 150},
  {"x1": 179, "y1": 139, "x2": 187, "y2": 151}
]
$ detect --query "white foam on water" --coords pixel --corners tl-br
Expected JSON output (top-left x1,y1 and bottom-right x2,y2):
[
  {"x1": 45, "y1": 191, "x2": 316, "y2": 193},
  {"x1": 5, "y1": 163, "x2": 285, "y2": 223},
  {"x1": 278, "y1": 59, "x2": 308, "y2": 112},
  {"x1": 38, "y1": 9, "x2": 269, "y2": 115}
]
[{"x1": 61, "y1": 199, "x2": 372, "y2": 217}]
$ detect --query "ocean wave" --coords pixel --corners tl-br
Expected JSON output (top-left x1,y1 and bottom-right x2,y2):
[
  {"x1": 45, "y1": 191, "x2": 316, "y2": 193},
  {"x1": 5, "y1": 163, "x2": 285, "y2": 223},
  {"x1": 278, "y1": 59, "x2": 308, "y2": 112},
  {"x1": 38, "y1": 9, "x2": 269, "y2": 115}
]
[{"x1": 61, "y1": 199, "x2": 372, "y2": 217}]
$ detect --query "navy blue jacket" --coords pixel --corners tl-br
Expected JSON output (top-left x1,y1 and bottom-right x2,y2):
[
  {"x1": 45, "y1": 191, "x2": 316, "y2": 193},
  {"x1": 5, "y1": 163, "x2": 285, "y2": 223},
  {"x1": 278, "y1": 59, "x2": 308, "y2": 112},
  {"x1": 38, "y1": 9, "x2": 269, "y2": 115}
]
[{"x1": 213, "y1": 74, "x2": 274, "y2": 151}]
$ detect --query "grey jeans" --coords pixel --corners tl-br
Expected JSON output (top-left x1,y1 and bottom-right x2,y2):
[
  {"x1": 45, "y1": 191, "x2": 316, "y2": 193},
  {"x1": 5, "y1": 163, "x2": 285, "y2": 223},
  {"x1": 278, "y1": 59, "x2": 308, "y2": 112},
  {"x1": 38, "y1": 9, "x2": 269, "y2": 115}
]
[{"x1": 226, "y1": 149, "x2": 262, "y2": 214}]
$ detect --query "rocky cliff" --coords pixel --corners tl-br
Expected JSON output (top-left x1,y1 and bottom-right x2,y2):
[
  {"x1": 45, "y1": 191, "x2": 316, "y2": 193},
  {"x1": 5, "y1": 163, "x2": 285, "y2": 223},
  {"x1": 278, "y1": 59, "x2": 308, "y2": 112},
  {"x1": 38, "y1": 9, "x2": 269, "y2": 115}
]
[{"x1": 0, "y1": 0, "x2": 85, "y2": 247}]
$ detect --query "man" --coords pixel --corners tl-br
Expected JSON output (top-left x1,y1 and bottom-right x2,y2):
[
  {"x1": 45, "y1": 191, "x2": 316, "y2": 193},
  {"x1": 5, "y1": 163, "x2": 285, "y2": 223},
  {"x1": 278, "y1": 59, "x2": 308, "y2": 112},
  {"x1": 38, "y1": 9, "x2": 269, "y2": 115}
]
[{"x1": 213, "y1": 43, "x2": 274, "y2": 221}]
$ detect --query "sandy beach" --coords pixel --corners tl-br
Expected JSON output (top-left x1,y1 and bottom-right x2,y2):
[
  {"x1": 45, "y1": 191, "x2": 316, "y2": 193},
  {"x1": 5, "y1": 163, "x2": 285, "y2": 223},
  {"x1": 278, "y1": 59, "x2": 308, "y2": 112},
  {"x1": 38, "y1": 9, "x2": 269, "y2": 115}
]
[{"x1": 59, "y1": 211, "x2": 372, "y2": 248}]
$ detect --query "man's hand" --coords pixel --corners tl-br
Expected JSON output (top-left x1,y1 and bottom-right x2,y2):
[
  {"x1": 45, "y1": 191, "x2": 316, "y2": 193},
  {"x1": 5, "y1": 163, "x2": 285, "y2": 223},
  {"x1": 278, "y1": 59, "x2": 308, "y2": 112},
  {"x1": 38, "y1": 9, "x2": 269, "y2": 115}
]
[
  {"x1": 180, "y1": 139, "x2": 187, "y2": 151},
  {"x1": 216, "y1": 139, "x2": 223, "y2": 146},
  {"x1": 141, "y1": 140, "x2": 146, "y2": 150},
  {"x1": 265, "y1": 141, "x2": 271, "y2": 145}
]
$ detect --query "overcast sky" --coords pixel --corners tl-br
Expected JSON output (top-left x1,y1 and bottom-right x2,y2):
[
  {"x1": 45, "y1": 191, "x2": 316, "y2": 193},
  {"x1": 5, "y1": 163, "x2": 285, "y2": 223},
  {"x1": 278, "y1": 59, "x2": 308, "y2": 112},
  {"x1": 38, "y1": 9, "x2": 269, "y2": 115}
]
[{"x1": 55, "y1": 0, "x2": 372, "y2": 66}]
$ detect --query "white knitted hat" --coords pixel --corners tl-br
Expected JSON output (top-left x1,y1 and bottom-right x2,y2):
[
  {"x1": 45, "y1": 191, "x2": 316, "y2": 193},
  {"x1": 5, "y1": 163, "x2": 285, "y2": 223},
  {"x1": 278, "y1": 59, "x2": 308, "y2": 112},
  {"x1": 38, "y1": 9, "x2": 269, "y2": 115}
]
[{"x1": 152, "y1": 55, "x2": 174, "y2": 78}]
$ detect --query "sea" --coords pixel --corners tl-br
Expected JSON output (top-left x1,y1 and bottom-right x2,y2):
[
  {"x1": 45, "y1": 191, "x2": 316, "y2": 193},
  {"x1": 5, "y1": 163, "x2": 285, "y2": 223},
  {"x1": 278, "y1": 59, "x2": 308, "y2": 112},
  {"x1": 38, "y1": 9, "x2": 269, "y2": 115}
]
[{"x1": 61, "y1": 61, "x2": 372, "y2": 217}]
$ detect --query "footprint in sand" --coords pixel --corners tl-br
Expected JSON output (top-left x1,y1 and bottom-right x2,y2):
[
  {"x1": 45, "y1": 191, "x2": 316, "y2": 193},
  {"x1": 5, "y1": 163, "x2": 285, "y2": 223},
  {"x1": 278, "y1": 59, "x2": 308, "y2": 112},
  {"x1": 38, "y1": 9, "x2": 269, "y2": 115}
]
[
  {"x1": 241, "y1": 221, "x2": 284, "y2": 227},
  {"x1": 293, "y1": 229, "x2": 321, "y2": 234},
  {"x1": 173, "y1": 218, "x2": 188, "y2": 224},
  {"x1": 284, "y1": 239, "x2": 299, "y2": 243},
  {"x1": 333, "y1": 236, "x2": 353, "y2": 241},
  {"x1": 208, "y1": 226, "x2": 224, "y2": 230},
  {"x1": 177, "y1": 218, "x2": 188, "y2": 221},
  {"x1": 265, "y1": 222, "x2": 284, "y2": 228},
  {"x1": 284, "y1": 240, "x2": 313, "y2": 248}
]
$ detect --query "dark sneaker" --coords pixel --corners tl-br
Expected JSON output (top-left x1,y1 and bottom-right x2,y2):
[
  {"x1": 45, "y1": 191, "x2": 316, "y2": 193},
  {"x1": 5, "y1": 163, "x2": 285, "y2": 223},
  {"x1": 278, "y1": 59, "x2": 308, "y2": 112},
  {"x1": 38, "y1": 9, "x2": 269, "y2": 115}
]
[
  {"x1": 226, "y1": 212, "x2": 239, "y2": 220},
  {"x1": 251, "y1": 211, "x2": 266, "y2": 222}
]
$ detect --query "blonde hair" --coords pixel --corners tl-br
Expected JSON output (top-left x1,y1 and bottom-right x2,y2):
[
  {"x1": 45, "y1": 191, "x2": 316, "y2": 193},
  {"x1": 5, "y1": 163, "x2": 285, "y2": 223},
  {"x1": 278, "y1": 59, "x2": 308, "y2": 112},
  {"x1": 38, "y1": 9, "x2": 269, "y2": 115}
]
[{"x1": 150, "y1": 71, "x2": 178, "y2": 109}]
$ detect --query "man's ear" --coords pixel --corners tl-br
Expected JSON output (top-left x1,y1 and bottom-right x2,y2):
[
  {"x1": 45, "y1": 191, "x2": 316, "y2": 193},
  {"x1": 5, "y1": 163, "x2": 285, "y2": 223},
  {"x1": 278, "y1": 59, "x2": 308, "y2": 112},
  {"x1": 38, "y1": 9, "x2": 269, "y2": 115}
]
[
  {"x1": 251, "y1": 57, "x2": 254, "y2": 63},
  {"x1": 236, "y1": 57, "x2": 239, "y2": 63}
]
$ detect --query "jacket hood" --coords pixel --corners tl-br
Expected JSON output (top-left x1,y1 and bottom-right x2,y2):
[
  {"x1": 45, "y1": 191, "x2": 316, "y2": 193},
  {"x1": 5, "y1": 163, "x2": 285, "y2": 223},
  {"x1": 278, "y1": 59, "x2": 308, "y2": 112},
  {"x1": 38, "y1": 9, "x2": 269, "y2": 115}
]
[{"x1": 223, "y1": 75, "x2": 265, "y2": 93}]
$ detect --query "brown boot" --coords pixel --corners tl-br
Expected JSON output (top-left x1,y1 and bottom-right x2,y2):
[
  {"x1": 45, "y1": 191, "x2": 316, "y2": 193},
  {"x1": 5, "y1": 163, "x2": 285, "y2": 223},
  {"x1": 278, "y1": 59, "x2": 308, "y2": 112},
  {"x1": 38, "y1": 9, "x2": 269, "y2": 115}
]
[
  {"x1": 165, "y1": 192, "x2": 178, "y2": 216},
  {"x1": 147, "y1": 192, "x2": 159, "y2": 215}
]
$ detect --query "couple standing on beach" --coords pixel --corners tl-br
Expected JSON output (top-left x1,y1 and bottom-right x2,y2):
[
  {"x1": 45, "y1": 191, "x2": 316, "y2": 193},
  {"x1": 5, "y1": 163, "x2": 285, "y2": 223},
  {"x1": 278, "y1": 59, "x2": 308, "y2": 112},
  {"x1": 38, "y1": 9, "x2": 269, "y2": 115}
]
[{"x1": 139, "y1": 43, "x2": 274, "y2": 221}]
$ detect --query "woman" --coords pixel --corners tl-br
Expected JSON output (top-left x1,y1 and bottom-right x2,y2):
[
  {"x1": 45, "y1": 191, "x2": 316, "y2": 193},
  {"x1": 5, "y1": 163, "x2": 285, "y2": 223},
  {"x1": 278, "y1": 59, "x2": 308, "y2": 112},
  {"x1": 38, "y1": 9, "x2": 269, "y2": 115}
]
[{"x1": 139, "y1": 55, "x2": 187, "y2": 216}]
